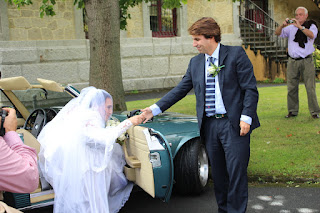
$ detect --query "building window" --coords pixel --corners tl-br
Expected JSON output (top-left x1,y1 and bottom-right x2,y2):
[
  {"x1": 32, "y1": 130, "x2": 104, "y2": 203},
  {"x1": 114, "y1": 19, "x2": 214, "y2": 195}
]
[{"x1": 149, "y1": 0, "x2": 177, "y2": 37}]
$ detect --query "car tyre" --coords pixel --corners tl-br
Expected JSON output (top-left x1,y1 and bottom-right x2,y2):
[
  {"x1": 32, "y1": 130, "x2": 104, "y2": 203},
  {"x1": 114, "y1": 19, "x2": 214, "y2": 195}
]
[{"x1": 174, "y1": 138, "x2": 209, "y2": 195}]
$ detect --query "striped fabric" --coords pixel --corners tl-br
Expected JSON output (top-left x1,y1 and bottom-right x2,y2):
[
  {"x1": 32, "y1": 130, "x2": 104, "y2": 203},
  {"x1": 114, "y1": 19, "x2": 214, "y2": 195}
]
[{"x1": 205, "y1": 57, "x2": 216, "y2": 117}]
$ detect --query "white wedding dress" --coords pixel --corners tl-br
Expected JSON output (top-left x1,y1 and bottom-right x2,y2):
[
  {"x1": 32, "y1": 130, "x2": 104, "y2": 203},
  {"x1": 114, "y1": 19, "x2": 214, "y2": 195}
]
[{"x1": 38, "y1": 87, "x2": 133, "y2": 213}]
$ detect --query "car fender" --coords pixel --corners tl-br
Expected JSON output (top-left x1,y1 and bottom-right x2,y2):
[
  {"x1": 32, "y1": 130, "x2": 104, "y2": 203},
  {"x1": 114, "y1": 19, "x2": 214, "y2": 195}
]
[{"x1": 172, "y1": 133, "x2": 200, "y2": 158}]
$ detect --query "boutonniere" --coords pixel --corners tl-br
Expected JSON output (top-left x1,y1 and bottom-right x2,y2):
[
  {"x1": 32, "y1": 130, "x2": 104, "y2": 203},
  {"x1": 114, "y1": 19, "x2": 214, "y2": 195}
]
[{"x1": 207, "y1": 63, "x2": 225, "y2": 77}]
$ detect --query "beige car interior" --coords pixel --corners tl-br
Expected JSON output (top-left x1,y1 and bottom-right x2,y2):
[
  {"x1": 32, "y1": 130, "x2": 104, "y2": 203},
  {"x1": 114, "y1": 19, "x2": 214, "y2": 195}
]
[{"x1": 0, "y1": 76, "x2": 156, "y2": 208}]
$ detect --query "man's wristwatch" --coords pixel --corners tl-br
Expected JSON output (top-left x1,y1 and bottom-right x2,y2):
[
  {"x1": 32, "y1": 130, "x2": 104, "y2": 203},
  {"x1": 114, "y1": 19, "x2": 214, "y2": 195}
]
[{"x1": 301, "y1": 26, "x2": 305, "y2": 31}]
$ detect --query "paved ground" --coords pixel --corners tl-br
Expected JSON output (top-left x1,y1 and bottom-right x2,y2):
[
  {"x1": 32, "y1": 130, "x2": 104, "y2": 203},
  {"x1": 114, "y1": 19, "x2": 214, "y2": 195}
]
[
  {"x1": 27, "y1": 183, "x2": 320, "y2": 213},
  {"x1": 119, "y1": 184, "x2": 320, "y2": 213}
]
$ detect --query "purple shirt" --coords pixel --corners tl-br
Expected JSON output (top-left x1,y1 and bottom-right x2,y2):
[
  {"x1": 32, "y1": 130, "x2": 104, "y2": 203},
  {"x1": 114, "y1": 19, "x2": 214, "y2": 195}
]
[{"x1": 280, "y1": 24, "x2": 318, "y2": 58}]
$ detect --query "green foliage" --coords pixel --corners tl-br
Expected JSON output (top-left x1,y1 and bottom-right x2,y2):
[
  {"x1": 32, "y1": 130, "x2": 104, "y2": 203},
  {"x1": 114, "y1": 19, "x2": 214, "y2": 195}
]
[
  {"x1": 6, "y1": 0, "x2": 188, "y2": 30},
  {"x1": 39, "y1": 0, "x2": 56, "y2": 18},
  {"x1": 6, "y1": 0, "x2": 33, "y2": 8},
  {"x1": 273, "y1": 77, "x2": 285, "y2": 83},
  {"x1": 313, "y1": 46, "x2": 320, "y2": 69},
  {"x1": 119, "y1": 0, "x2": 145, "y2": 30}
]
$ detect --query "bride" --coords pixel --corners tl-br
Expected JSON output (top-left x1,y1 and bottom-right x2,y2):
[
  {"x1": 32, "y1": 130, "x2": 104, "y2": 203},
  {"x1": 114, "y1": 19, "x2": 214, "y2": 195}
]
[{"x1": 38, "y1": 87, "x2": 144, "y2": 213}]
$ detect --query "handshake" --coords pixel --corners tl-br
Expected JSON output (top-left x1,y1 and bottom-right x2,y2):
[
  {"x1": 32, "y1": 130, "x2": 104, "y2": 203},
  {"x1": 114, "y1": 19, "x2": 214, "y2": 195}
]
[{"x1": 127, "y1": 108, "x2": 154, "y2": 126}]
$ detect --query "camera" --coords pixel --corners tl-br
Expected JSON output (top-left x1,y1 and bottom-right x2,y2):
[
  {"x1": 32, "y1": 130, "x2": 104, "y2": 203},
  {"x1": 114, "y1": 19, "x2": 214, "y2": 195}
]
[
  {"x1": 0, "y1": 109, "x2": 8, "y2": 136},
  {"x1": 287, "y1": 19, "x2": 294, "y2": 24}
]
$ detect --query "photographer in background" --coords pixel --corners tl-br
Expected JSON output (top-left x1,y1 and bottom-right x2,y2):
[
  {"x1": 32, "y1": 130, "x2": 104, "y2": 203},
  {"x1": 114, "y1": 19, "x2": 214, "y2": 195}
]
[
  {"x1": 0, "y1": 108, "x2": 39, "y2": 201},
  {"x1": 275, "y1": 6, "x2": 320, "y2": 119}
]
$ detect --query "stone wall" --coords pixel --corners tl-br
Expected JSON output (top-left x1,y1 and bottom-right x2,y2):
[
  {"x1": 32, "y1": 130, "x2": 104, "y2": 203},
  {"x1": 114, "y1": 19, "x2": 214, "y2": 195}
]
[
  {"x1": 187, "y1": 0, "x2": 234, "y2": 34},
  {"x1": 272, "y1": 0, "x2": 296, "y2": 25},
  {"x1": 0, "y1": 40, "x2": 90, "y2": 87},
  {"x1": 1, "y1": 0, "x2": 84, "y2": 41},
  {"x1": 1, "y1": 0, "x2": 244, "y2": 95}
]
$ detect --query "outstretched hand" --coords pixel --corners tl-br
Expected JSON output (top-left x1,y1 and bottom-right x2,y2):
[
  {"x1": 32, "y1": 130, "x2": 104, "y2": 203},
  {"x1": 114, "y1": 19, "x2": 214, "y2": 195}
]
[
  {"x1": 141, "y1": 107, "x2": 154, "y2": 124},
  {"x1": 128, "y1": 114, "x2": 145, "y2": 126}
]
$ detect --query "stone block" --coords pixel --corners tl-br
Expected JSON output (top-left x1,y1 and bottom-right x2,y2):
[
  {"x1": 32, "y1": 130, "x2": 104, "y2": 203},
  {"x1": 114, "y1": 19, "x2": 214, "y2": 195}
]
[
  {"x1": 41, "y1": 28, "x2": 54, "y2": 40},
  {"x1": 123, "y1": 76, "x2": 181, "y2": 91},
  {"x1": 64, "y1": 27, "x2": 75, "y2": 39},
  {"x1": 52, "y1": 29, "x2": 65, "y2": 40},
  {"x1": 48, "y1": 21, "x2": 58, "y2": 30},
  {"x1": 21, "y1": 10, "x2": 34, "y2": 17},
  {"x1": 7, "y1": 9, "x2": 21, "y2": 17},
  {"x1": 37, "y1": 46, "x2": 88, "y2": 62},
  {"x1": 169, "y1": 55, "x2": 192, "y2": 75},
  {"x1": 31, "y1": 18, "x2": 48, "y2": 28},
  {"x1": 63, "y1": 12, "x2": 73, "y2": 20},
  {"x1": 21, "y1": 62, "x2": 80, "y2": 84},
  {"x1": 28, "y1": 28, "x2": 42, "y2": 40},
  {"x1": 141, "y1": 57, "x2": 169, "y2": 77},
  {"x1": 0, "y1": 65, "x2": 22, "y2": 77},
  {"x1": 182, "y1": 42, "x2": 198, "y2": 55},
  {"x1": 77, "y1": 61, "x2": 90, "y2": 82},
  {"x1": 0, "y1": 48, "x2": 39, "y2": 64},
  {"x1": 121, "y1": 43, "x2": 153, "y2": 58},
  {"x1": 58, "y1": 2, "x2": 66, "y2": 12},
  {"x1": 14, "y1": 18, "x2": 32, "y2": 28},
  {"x1": 121, "y1": 58, "x2": 141, "y2": 79},
  {"x1": 153, "y1": 43, "x2": 183, "y2": 55},
  {"x1": 57, "y1": 19, "x2": 72, "y2": 28}
]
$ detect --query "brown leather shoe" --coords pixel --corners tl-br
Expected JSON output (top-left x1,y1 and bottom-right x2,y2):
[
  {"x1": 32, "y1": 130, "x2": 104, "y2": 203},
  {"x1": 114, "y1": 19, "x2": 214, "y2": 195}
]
[
  {"x1": 285, "y1": 112, "x2": 297, "y2": 118},
  {"x1": 312, "y1": 114, "x2": 319, "y2": 119}
]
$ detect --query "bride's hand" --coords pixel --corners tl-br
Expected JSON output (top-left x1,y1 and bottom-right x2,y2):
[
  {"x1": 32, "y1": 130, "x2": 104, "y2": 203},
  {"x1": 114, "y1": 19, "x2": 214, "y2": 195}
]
[{"x1": 128, "y1": 114, "x2": 144, "y2": 126}]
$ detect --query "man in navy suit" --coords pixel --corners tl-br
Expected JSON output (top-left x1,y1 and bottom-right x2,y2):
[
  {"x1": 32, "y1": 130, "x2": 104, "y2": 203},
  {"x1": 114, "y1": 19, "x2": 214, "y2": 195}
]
[{"x1": 142, "y1": 17, "x2": 260, "y2": 213}]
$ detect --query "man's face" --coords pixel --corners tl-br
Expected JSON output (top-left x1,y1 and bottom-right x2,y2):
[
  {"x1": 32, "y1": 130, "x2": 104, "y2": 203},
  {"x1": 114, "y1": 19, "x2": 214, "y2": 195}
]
[
  {"x1": 192, "y1": 35, "x2": 216, "y2": 55},
  {"x1": 295, "y1": 9, "x2": 308, "y2": 24}
]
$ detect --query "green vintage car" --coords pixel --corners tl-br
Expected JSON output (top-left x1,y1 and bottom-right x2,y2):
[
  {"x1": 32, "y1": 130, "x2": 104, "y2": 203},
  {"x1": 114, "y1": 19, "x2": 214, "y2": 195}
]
[{"x1": 0, "y1": 76, "x2": 209, "y2": 211}]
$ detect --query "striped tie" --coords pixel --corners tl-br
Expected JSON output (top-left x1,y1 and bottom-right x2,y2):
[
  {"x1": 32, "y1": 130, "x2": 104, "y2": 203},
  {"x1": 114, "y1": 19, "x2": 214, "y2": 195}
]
[{"x1": 205, "y1": 57, "x2": 216, "y2": 117}]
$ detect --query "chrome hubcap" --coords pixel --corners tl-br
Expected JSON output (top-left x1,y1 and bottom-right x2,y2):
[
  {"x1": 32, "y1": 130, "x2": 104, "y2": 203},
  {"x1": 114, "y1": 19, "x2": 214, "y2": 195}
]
[{"x1": 198, "y1": 146, "x2": 209, "y2": 187}]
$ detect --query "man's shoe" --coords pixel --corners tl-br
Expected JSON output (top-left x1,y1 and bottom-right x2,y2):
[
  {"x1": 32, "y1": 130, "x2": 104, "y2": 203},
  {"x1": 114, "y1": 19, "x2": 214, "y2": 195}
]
[
  {"x1": 285, "y1": 112, "x2": 297, "y2": 118},
  {"x1": 312, "y1": 114, "x2": 319, "y2": 119}
]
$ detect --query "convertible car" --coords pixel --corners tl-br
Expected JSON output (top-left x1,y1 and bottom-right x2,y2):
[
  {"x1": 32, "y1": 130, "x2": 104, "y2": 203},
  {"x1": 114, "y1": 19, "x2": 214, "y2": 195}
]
[{"x1": 0, "y1": 76, "x2": 209, "y2": 211}]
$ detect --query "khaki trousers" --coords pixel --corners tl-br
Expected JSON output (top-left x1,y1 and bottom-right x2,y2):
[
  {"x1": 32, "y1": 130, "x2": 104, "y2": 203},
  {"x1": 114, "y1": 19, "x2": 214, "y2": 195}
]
[{"x1": 287, "y1": 57, "x2": 320, "y2": 115}]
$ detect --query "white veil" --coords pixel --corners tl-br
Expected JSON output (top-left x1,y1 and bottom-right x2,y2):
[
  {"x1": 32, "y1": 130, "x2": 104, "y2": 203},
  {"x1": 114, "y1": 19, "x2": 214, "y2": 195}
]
[{"x1": 38, "y1": 87, "x2": 133, "y2": 213}]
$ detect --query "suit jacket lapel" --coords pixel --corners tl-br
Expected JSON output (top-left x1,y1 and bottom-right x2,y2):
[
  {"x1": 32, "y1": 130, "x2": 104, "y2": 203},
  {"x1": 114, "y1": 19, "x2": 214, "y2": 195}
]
[
  {"x1": 197, "y1": 54, "x2": 206, "y2": 97},
  {"x1": 218, "y1": 44, "x2": 228, "y2": 92}
]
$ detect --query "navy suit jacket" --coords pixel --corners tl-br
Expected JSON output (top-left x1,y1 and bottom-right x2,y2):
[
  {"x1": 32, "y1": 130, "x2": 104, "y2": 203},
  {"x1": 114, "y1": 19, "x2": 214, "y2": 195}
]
[{"x1": 156, "y1": 44, "x2": 260, "y2": 133}]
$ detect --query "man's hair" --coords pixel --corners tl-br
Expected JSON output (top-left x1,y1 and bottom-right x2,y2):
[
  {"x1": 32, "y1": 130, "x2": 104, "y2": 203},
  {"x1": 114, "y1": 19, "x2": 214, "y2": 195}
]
[
  {"x1": 295, "y1": 6, "x2": 308, "y2": 15},
  {"x1": 188, "y1": 17, "x2": 221, "y2": 43}
]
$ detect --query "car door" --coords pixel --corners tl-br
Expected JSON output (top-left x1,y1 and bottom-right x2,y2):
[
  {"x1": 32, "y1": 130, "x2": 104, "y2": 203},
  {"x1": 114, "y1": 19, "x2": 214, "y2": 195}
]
[{"x1": 123, "y1": 125, "x2": 174, "y2": 202}]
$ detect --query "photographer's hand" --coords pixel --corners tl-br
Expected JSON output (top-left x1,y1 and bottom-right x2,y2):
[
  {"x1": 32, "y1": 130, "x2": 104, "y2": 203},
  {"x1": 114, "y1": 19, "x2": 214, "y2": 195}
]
[{"x1": 3, "y1": 108, "x2": 17, "y2": 132}]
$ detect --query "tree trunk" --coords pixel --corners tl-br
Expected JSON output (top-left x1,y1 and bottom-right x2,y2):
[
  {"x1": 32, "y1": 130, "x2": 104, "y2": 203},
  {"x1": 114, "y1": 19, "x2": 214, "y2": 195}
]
[{"x1": 84, "y1": 0, "x2": 127, "y2": 112}]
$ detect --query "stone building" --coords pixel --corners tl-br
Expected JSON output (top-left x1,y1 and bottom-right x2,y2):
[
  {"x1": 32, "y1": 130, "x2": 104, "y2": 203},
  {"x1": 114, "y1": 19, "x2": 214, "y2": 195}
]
[{"x1": 0, "y1": 0, "x2": 319, "y2": 92}]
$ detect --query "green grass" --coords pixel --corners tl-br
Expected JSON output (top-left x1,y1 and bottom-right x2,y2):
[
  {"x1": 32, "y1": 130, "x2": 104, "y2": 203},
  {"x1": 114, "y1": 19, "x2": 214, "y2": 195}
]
[{"x1": 126, "y1": 84, "x2": 320, "y2": 183}]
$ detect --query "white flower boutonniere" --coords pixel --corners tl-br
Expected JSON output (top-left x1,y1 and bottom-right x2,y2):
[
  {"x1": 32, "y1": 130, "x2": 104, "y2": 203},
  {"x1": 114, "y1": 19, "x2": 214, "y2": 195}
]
[{"x1": 207, "y1": 63, "x2": 225, "y2": 77}]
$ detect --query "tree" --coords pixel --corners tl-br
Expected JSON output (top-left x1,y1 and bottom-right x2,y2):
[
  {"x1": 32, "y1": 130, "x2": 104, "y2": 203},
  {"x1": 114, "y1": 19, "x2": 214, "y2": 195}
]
[{"x1": 5, "y1": 0, "x2": 187, "y2": 111}]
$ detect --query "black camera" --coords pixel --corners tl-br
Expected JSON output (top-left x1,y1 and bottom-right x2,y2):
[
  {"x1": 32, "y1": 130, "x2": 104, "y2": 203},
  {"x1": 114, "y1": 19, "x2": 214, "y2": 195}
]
[{"x1": 0, "y1": 109, "x2": 8, "y2": 136}]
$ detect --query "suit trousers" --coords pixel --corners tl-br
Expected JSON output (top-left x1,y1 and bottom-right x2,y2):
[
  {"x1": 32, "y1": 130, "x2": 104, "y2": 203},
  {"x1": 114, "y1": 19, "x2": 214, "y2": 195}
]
[
  {"x1": 287, "y1": 57, "x2": 320, "y2": 115},
  {"x1": 203, "y1": 116, "x2": 250, "y2": 213}
]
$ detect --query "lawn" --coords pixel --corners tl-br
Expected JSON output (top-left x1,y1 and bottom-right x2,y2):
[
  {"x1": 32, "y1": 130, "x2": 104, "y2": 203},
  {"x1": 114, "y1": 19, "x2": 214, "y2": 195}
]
[{"x1": 126, "y1": 84, "x2": 320, "y2": 183}]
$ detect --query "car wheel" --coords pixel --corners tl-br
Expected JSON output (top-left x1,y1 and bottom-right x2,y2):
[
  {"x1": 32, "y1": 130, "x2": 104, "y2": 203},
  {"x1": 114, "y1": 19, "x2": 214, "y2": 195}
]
[{"x1": 174, "y1": 138, "x2": 209, "y2": 195}]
